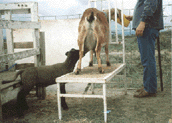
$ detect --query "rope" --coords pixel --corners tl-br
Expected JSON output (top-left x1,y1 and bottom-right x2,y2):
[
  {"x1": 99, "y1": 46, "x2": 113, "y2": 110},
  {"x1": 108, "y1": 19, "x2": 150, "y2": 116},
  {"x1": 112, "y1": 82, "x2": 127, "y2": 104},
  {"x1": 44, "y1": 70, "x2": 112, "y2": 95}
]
[{"x1": 0, "y1": 63, "x2": 17, "y2": 73}]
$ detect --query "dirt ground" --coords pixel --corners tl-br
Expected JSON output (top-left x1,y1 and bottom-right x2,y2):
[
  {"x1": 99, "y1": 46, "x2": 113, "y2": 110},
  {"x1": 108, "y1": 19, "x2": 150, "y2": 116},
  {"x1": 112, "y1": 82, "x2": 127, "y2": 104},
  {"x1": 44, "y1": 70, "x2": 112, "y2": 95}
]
[{"x1": 2, "y1": 82, "x2": 171, "y2": 123}]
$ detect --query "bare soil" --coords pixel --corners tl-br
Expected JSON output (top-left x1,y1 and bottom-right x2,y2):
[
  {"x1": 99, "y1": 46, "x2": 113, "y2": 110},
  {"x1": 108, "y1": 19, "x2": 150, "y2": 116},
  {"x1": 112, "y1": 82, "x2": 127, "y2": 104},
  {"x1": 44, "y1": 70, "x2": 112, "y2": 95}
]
[{"x1": 2, "y1": 83, "x2": 171, "y2": 123}]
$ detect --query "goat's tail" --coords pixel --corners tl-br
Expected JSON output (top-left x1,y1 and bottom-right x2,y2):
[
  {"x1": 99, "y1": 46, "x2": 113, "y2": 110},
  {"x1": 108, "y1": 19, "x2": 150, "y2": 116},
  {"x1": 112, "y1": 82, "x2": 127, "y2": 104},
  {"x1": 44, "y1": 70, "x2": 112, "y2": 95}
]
[
  {"x1": 2, "y1": 69, "x2": 25, "y2": 84},
  {"x1": 86, "y1": 11, "x2": 95, "y2": 23}
]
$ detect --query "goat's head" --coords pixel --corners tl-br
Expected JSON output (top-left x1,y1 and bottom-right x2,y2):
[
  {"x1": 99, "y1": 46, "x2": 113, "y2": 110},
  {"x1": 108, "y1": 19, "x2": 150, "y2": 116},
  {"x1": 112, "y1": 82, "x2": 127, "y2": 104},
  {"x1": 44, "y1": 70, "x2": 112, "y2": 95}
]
[
  {"x1": 65, "y1": 48, "x2": 79, "y2": 60},
  {"x1": 103, "y1": 8, "x2": 121, "y2": 22}
]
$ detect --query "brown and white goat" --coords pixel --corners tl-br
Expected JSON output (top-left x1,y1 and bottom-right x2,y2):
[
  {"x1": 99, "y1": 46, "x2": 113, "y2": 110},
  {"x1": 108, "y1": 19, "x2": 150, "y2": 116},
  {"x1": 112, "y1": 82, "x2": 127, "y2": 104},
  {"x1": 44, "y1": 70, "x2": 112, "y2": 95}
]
[{"x1": 75, "y1": 8, "x2": 121, "y2": 74}]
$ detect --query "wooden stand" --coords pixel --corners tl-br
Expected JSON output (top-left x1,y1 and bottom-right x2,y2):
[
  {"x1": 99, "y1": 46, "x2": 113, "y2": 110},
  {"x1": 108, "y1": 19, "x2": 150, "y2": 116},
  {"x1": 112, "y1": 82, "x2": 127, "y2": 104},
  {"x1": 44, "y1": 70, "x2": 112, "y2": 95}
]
[{"x1": 56, "y1": 64, "x2": 126, "y2": 123}]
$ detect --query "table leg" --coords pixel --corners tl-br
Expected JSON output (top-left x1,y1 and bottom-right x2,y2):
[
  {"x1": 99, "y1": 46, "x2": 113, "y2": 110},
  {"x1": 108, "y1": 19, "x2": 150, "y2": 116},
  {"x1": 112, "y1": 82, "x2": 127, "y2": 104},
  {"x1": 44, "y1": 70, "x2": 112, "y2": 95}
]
[
  {"x1": 57, "y1": 83, "x2": 62, "y2": 120},
  {"x1": 91, "y1": 83, "x2": 95, "y2": 94},
  {"x1": 103, "y1": 84, "x2": 107, "y2": 123},
  {"x1": 124, "y1": 68, "x2": 127, "y2": 95}
]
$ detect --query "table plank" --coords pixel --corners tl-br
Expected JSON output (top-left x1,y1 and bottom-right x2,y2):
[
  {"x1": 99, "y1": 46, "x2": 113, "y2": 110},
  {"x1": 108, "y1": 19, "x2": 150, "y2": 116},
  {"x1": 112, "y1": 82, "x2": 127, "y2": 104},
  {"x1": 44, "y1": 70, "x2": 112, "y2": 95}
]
[{"x1": 56, "y1": 64, "x2": 126, "y2": 83}]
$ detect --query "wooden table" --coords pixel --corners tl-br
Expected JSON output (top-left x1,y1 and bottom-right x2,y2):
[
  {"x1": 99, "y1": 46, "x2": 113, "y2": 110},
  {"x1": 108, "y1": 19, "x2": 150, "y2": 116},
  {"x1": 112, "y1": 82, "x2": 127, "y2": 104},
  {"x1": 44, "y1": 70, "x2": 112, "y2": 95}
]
[{"x1": 56, "y1": 63, "x2": 126, "y2": 123}]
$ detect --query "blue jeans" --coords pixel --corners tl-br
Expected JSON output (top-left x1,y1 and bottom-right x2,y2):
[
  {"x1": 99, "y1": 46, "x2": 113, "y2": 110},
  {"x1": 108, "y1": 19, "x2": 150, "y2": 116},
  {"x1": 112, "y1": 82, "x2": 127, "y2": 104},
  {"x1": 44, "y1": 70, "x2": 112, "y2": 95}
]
[{"x1": 137, "y1": 28, "x2": 159, "y2": 93}]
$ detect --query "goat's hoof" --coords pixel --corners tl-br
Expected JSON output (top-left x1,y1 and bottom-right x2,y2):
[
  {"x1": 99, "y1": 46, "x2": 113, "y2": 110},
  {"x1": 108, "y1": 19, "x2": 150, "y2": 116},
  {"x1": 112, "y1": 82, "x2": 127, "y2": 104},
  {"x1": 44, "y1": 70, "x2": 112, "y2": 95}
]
[
  {"x1": 89, "y1": 61, "x2": 93, "y2": 67},
  {"x1": 98, "y1": 67, "x2": 104, "y2": 74},
  {"x1": 106, "y1": 61, "x2": 111, "y2": 66},
  {"x1": 75, "y1": 69, "x2": 81, "y2": 75}
]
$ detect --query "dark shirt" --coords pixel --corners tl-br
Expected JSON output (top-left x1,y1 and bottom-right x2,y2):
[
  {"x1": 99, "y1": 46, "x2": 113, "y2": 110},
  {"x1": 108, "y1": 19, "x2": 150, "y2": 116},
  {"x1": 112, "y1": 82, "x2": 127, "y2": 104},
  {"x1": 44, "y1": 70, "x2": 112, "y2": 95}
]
[{"x1": 132, "y1": 0, "x2": 164, "y2": 30}]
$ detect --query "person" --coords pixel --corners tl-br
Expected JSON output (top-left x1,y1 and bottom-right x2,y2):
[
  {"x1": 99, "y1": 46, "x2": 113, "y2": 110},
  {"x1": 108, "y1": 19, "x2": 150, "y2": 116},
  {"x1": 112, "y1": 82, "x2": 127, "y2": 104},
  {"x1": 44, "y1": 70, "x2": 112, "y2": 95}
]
[{"x1": 125, "y1": 0, "x2": 164, "y2": 97}]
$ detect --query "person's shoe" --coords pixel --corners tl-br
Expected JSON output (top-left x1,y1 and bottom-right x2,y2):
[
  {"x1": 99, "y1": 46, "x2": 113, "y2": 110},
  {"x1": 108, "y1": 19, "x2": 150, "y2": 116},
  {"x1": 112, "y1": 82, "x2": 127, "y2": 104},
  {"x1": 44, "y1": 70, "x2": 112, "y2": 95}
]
[
  {"x1": 134, "y1": 90, "x2": 156, "y2": 98},
  {"x1": 136, "y1": 87, "x2": 144, "y2": 92}
]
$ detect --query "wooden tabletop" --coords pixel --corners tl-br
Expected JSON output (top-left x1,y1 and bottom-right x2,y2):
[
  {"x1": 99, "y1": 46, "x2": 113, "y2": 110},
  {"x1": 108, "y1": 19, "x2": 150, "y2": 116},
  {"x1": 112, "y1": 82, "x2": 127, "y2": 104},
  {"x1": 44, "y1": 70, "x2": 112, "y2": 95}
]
[{"x1": 56, "y1": 63, "x2": 126, "y2": 83}]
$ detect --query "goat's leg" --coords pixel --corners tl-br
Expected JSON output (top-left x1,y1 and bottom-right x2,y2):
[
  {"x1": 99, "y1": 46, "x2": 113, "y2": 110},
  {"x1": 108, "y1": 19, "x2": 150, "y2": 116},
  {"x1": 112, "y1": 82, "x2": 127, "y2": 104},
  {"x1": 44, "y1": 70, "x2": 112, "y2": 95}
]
[
  {"x1": 105, "y1": 44, "x2": 111, "y2": 66},
  {"x1": 89, "y1": 50, "x2": 94, "y2": 66},
  {"x1": 75, "y1": 43, "x2": 84, "y2": 74},
  {"x1": 95, "y1": 43, "x2": 104, "y2": 73},
  {"x1": 75, "y1": 29, "x2": 87, "y2": 74},
  {"x1": 60, "y1": 84, "x2": 69, "y2": 110}
]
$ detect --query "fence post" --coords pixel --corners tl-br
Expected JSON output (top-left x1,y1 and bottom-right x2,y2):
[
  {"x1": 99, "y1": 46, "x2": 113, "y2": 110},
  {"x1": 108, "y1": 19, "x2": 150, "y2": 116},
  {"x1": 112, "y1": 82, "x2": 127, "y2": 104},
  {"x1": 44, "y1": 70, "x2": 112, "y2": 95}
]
[
  {"x1": 31, "y1": 2, "x2": 44, "y2": 99},
  {"x1": 0, "y1": 14, "x2": 6, "y2": 72},
  {"x1": 36, "y1": 32, "x2": 46, "y2": 100},
  {"x1": 5, "y1": 10, "x2": 15, "y2": 71},
  {"x1": 40, "y1": 32, "x2": 46, "y2": 66}
]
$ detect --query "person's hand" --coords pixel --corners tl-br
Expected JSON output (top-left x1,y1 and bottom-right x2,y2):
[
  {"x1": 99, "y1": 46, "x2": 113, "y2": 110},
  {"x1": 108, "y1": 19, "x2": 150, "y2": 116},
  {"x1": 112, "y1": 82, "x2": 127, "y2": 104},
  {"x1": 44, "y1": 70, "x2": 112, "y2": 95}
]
[
  {"x1": 136, "y1": 21, "x2": 145, "y2": 37},
  {"x1": 125, "y1": 15, "x2": 133, "y2": 21}
]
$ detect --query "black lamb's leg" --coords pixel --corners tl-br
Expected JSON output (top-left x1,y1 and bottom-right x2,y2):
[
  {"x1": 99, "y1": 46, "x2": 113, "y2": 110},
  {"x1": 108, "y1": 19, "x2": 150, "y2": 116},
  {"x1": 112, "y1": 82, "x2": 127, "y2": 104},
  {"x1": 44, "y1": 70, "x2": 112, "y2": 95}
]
[
  {"x1": 16, "y1": 88, "x2": 31, "y2": 118},
  {"x1": 60, "y1": 83, "x2": 69, "y2": 110},
  {"x1": 16, "y1": 90, "x2": 28, "y2": 117}
]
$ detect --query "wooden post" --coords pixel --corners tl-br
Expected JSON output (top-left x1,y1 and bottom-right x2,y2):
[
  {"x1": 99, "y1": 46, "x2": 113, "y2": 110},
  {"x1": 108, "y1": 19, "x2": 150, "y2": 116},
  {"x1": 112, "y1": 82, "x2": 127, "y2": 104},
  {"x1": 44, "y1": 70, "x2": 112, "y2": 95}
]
[
  {"x1": 40, "y1": 32, "x2": 46, "y2": 66},
  {"x1": 32, "y1": 29, "x2": 40, "y2": 67},
  {"x1": 37, "y1": 32, "x2": 46, "y2": 100},
  {"x1": 5, "y1": 10, "x2": 15, "y2": 71},
  {"x1": 0, "y1": 14, "x2": 6, "y2": 72},
  {"x1": 31, "y1": 2, "x2": 40, "y2": 67},
  {"x1": 30, "y1": 2, "x2": 43, "y2": 99}
]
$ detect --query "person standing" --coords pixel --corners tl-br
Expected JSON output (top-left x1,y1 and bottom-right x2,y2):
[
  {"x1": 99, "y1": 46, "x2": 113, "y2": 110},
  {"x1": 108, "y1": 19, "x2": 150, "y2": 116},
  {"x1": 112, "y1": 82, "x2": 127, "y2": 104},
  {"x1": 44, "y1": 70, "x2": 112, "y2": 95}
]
[{"x1": 126, "y1": 0, "x2": 164, "y2": 97}]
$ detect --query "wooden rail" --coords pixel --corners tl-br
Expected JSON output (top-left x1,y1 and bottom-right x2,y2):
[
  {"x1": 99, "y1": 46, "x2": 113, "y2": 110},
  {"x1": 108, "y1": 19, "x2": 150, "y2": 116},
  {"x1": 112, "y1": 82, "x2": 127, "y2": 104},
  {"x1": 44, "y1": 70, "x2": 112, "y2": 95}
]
[
  {"x1": 4, "y1": 42, "x2": 34, "y2": 49},
  {"x1": 0, "y1": 20, "x2": 41, "y2": 29},
  {"x1": 0, "y1": 48, "x2": 40, "y2": 63}
]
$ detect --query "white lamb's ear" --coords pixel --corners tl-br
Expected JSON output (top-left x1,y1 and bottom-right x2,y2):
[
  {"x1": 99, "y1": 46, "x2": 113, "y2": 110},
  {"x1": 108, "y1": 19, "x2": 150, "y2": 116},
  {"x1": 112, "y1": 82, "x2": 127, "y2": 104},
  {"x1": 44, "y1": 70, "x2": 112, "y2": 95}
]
[{"x1": 85, "y1": 17, "x2": 87, "y2": 21}]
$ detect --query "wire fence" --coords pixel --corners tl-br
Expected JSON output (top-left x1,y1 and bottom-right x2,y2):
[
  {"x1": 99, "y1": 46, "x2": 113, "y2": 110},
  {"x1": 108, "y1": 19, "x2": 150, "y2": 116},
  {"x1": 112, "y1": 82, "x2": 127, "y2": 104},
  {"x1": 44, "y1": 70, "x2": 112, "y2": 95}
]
[{"x1": 1, "y1": 4, "x2": 171, "y2": 35}]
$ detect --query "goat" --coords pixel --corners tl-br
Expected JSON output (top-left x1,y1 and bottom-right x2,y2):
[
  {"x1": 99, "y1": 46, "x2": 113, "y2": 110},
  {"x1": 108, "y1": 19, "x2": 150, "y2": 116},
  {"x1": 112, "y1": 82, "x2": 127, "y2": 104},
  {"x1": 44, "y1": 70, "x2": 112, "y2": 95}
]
[
  {"x1": 2, "y1": 48, "x2": 79, "y2": 117},
  {"x1": 75, "y1": 8, "x2": 121, "y2": 74}
]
